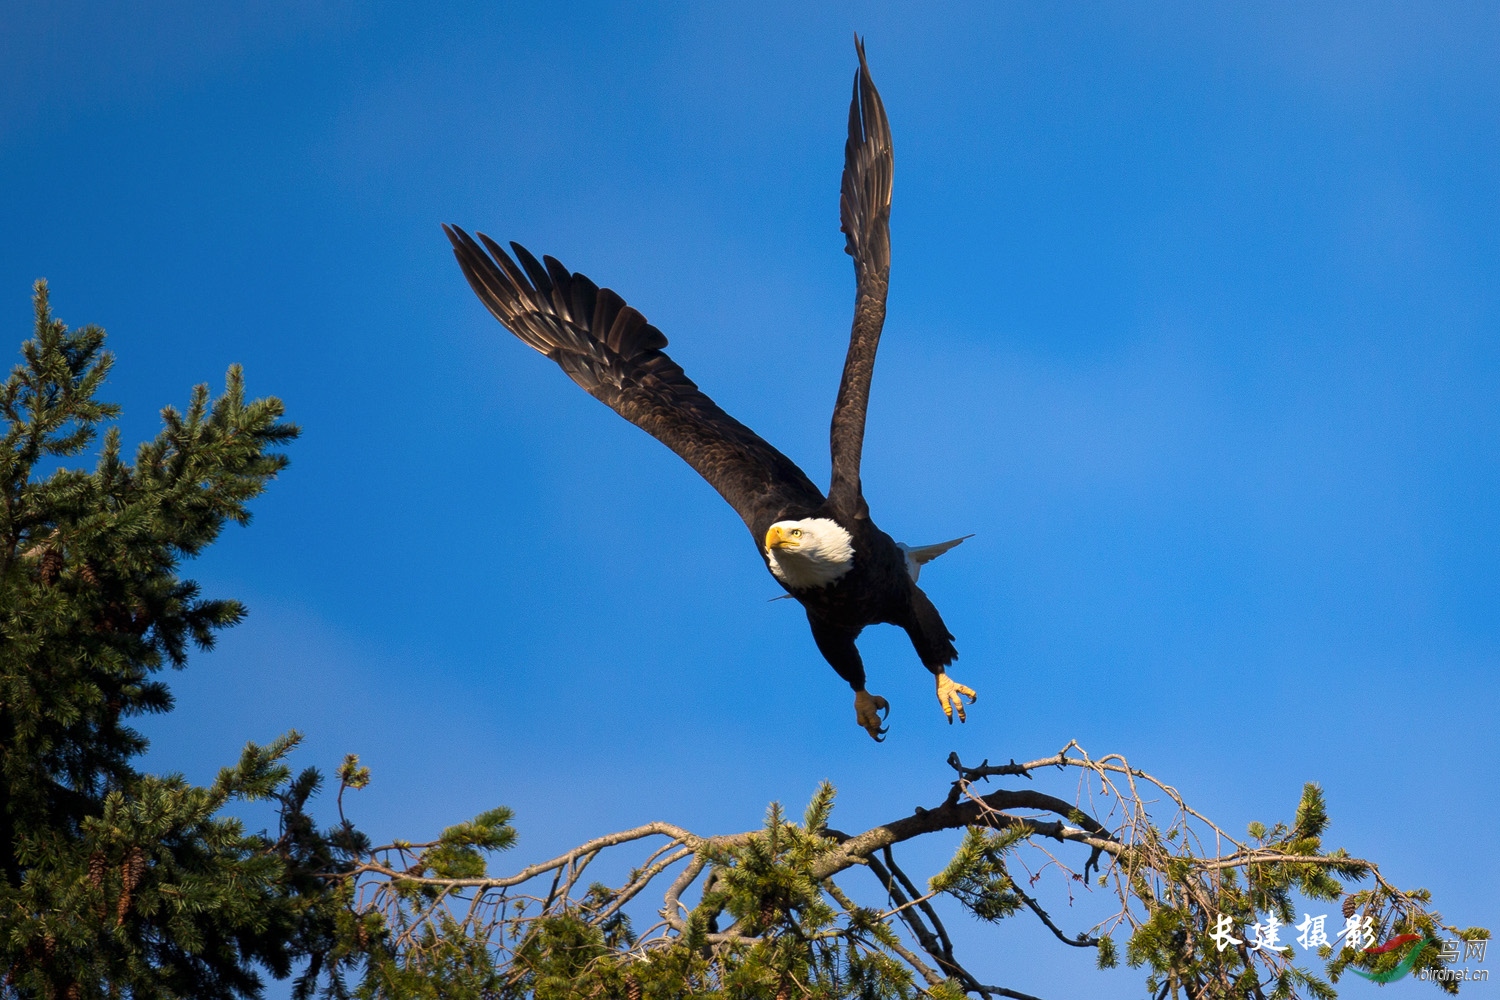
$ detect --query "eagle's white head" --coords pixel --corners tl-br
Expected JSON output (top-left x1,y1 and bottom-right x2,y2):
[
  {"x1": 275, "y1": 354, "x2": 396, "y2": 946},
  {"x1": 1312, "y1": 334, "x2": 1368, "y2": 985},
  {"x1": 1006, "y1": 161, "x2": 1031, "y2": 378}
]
[{"x1": 764, "y1": 517, "x2": 855, "y2": 590}]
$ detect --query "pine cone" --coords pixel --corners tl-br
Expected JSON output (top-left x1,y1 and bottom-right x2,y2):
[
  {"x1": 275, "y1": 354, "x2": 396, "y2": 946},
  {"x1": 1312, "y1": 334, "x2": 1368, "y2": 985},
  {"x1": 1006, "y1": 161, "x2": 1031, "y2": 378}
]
[
  {"x1": 1342, "y1": 895, "x2": 1358, "y2": 919},
  {"x1": 122, "y1": 848, "x2": 146, "y2": 891},
  {"x1": 626, "y1": 976, "x2": 642, "y2": 1000},
  {"x1": 39, "y1": 548, "x2": 63, "y2": 585},
  {"x1": 117, "y1": 847, "x2": 147, "y2": 925},
  {"x1": 87, "y1": 851, "x2": 108, "y2": 890}
]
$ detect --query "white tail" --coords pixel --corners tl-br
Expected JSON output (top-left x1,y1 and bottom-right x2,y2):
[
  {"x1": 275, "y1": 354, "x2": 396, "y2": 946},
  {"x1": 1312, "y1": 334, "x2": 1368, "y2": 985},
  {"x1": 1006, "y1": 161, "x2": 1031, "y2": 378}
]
[{"x1": 896, "y1": 534, "x2": 974, "y2": 582}]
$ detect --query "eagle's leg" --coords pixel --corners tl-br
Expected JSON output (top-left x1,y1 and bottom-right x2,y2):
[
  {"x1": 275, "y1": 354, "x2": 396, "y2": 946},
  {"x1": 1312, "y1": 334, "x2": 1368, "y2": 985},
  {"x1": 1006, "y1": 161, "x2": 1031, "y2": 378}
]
[
  {"x1": 935, "y1": 673, "x2": 977, "y2": 724},
  {"x1": 854, "y1": 690, "x2": 890, "y2": 741},
  {"x1": 808, "y1": 616, "x2": 887, "y2": 740},
  {"x1": 901, "y1": 587, "x2": 971, "y2": 724}
]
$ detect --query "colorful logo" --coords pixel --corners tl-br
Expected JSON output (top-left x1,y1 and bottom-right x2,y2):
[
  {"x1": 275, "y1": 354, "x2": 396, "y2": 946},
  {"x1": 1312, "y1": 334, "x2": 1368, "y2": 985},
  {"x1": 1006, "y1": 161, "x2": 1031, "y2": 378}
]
[{"x1": 1349, "y1": 933, "x2": 1434, "y2": 983}]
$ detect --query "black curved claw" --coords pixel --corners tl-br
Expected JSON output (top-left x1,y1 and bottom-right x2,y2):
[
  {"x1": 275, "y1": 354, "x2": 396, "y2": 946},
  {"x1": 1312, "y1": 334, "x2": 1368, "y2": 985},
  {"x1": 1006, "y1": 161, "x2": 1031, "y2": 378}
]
[{"x1": 856, "y1": 692, "x2": 890, "y2": 741}]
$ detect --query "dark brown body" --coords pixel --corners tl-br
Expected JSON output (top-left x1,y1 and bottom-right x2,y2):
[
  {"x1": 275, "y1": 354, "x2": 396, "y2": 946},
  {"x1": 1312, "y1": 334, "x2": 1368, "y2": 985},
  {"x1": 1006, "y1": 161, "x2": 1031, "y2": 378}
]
[{"x1": 760, "y1": 502, "x2": 958, "y2": 694}]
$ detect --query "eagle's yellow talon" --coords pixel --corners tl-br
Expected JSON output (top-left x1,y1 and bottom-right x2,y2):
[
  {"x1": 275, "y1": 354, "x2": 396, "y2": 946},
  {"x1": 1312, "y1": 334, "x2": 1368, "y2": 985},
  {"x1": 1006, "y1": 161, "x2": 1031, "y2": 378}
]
[
  {"x1": 935, "y1": 673, "x2": 976, "y2": 724},
  {"x1": 854, "y1": 690, "x2": 890, "y2": 741}
]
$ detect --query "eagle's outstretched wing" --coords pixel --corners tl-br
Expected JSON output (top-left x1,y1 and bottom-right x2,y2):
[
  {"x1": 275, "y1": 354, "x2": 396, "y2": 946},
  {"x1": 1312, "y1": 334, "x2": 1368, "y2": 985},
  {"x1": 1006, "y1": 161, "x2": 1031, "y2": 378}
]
[
  {"x1": 445, "y1": 225, "x2": 826, "y2": 537},
  {"x1": 828, "y1": 36, "x2": 893, "y2": 519}
]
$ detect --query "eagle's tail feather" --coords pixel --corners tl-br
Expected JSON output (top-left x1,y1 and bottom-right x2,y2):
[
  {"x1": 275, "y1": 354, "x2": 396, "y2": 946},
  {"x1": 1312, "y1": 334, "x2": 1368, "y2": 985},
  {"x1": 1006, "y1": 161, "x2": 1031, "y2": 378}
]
[{"x1": 896, "y1": 534, "x2": 973, "y2": 582}]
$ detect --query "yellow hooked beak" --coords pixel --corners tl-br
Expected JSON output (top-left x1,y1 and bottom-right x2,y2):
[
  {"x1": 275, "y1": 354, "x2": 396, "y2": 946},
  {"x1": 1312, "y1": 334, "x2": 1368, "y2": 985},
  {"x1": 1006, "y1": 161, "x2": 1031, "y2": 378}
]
[{"x1": 765, "y1": 525, "x2": 798, "y2": 550}]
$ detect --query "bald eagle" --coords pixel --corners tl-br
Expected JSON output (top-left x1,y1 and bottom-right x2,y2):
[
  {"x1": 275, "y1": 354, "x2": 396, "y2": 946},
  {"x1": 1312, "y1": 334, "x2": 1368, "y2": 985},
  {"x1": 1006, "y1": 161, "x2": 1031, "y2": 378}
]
[{"x1": 444, "y1": 40, "x2": 974, "y2": 740}]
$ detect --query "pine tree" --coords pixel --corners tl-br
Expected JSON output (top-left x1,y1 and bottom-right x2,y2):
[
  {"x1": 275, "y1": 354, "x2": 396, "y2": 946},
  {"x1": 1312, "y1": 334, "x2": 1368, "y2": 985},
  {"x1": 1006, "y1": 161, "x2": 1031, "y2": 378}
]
[{"x1": 0, "y1": 282, "x2": 349, "y2": 999}]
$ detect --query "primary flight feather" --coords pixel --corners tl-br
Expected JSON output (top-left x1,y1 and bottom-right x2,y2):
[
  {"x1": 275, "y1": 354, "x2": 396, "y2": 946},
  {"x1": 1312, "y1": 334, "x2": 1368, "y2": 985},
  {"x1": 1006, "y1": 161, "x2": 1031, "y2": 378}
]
[{"x1": 444, "y1": 38, "x2": 974, "y2": 740}]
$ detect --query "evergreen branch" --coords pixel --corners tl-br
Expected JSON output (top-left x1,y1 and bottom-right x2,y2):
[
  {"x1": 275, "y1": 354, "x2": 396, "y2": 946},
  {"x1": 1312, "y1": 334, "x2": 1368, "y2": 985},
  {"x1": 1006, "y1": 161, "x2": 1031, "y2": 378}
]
[
  {"x1": 824, "y1": 880, "x2": 945, "y2": 990},
  {"x1": 348, "y1": 821, "x2": 720, "y2": 890},
  {"x1": 329, "y1": 744, "x2": 1484, "y2": 999}
]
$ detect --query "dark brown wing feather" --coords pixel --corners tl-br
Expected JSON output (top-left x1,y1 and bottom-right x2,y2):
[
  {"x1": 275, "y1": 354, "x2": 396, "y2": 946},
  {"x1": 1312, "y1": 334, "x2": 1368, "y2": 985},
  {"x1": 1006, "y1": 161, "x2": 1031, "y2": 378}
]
[
  {"x1": 828, "y1": 36, "x2": 894, "y2": 518},
  {"x1": 444, "y1": 225, "x2": 825, "y2": 538}
]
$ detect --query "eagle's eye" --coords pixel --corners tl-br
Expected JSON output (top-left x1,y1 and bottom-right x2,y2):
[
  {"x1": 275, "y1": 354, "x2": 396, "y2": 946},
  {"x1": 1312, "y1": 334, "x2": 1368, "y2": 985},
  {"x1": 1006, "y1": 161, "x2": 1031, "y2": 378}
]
[{"x1": 791, "y1": 528, "x2": 802, "y2": 537}]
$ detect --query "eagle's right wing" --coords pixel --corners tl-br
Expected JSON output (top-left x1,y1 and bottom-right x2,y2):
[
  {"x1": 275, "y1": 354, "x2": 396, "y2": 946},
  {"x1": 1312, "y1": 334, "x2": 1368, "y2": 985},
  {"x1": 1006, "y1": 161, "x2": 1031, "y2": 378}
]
[
  {"x1": 828, "y1": 37, "x2": 894, "y2": 518},
  {"x1": 445, "y1": 225, "x2": 826, "y2": 537}
]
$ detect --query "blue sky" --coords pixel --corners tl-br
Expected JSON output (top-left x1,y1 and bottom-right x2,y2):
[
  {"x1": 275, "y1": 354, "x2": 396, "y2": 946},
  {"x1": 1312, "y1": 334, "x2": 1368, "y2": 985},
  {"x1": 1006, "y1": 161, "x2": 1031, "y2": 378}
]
[{"x1": 3, "y1": 3, "x2": 1496, "y2": 995}]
